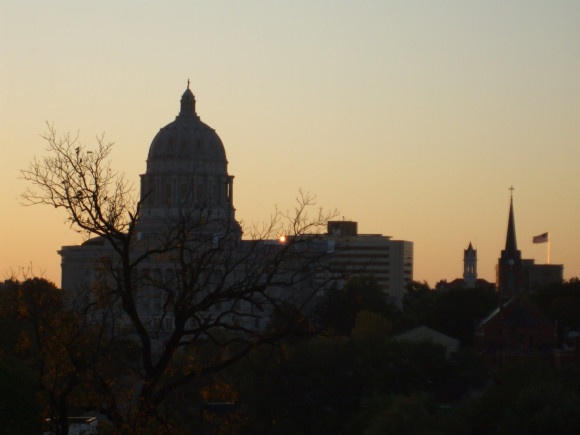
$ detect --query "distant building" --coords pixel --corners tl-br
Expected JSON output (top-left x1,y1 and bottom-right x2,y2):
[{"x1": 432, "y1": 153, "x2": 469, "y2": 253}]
[
  {"x1": 554, "y1": 331, "x2": 580, "y2": 366},
  {"x1": 435, "y1": 243, "x2": 494, "y2": 291},
  {"x1": 463, "y1": 242, "x2": 477, "y2": 288},
  {"x1": 522, "y1": 260, "x2": 564, "y2": 290},
  {"x1": 322, "y1": 221, "x2": 413, "y2": 309},
  {"x1": 43, "y1": 417, "x2": 98, "y2": 435}
]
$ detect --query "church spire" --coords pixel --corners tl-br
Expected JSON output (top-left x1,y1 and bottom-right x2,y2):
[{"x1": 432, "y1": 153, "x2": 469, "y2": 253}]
[
  {"x1": 504, "y1": 186, "x2": 518, "y2": 255},
  {"x1": 497, "y1": 186, "x2": 523, "y2": 301}
]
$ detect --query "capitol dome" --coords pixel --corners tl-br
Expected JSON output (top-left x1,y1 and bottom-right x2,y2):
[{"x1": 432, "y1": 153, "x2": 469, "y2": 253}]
[
  {"x1": 146, "y1": 86, "x2": 227, "y2": 173},
  {"x1": 139, "y1": 84, "x2": 238, "y2": 234}
]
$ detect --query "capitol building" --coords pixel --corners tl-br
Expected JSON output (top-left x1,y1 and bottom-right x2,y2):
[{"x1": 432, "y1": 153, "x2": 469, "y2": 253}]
[{"x1": 59, "y1": 85, "x2": 413, "y2": 339}]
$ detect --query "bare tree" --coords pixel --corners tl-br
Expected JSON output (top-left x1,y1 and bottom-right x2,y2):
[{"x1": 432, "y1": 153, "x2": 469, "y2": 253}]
[{"x1": 22, "y1": 124, "x2": 337, "y2": 430}]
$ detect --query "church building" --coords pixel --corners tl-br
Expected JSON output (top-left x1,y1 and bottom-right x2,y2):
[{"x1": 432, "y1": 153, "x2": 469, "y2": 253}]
[
  {"x1": 495, "y1": 190, "x2": 564, "y2": 298},
  {"x1": 476, "y1": 190, "x2": 562, "y2": 366}
]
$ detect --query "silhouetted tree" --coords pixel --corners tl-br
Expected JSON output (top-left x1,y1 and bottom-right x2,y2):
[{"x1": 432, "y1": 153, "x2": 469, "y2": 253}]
[{"x1": 21, "y1": 125, "x2": 336, "y2": 430}]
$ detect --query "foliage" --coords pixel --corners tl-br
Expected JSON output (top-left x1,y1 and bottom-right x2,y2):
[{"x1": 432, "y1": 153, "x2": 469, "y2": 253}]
[
  {"x1": 266, "y1": 301, "x2": 317, "y2": 343},
  {"x1": 235, "y1": 318, "x2": 487, "y2": 434},
  {"x1": 468, "y1": 360, "x2": 580, "y2": 434},
  {"x1": 405, "y1": 286, "x2": 498, "y2": 346},
  {"x1": 0, "y1": 277, "x2": 138, "y2": 434},
  {"x1": 0, "y1": 355, "x2": 40, "y2": 434},
  {"x1": 404, "y1": 280, "x2": 433, "y2": 300},
  {"x1": 530, "y1": 278, "x2": 580, "y2": 344},
  {"x1": 318, "y1": 275, "x2": 400, "y2": 335},
  {"x1": 357, "y1": 393, "x2": 439, "y2": 435},
  {"x1": 351, "y1": 310, "x2": 393, "y2": 341}
]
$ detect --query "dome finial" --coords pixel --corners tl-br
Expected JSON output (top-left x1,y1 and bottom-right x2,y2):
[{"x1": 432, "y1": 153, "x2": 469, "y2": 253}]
[{"x1": 179, "y1": 82, "x2": 196, "y2": 118}]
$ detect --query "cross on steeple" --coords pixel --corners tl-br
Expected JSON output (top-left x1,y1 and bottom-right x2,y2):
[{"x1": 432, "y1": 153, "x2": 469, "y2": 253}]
[{"x1": 509, "y1": 185, "x2": 515, "y2": 200}]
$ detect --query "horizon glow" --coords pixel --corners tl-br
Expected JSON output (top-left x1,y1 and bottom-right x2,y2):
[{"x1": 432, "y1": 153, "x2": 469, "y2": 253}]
[{"x1": 1, "y1": 1, "x2": 579, "y2": 287}]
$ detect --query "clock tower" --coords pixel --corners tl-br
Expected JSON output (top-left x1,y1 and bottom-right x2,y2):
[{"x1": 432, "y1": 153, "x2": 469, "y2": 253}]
[{"x1": 463, "y1": 242, "x2": 477, "y2": 288}]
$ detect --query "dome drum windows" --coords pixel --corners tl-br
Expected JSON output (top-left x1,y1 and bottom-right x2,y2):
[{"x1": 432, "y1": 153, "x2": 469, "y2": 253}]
[
  {"x1": 164, "y1": 183, "x2": 172, "y2": 204},
  {"x1": 179, "y1": 182, "x2": 190, "y2": 202}
]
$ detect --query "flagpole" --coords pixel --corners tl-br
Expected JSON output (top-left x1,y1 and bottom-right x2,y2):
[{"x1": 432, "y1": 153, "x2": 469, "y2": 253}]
[{"x1": 547, "y1": 233, "x2": 551, "y2": 264}]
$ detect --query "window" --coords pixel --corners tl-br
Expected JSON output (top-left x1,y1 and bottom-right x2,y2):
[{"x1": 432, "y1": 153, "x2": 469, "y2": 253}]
[
  {"x1": 164, "y1": 183, "x2": 172, "y2": 203},
  {"x1": 180, "y1": 183, "x2": 188, "y2": 200}
]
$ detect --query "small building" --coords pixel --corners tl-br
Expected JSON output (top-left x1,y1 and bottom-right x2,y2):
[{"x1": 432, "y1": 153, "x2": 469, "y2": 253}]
[
  {"x1": 395, "y1": 326, "x2": 460, "y2": 357},
  {"x1": 554, "y1": 331, "x2": 580, "y2": 366},
  {"x1": 43, "y1": 417, "x2": 98, "y2": 435},
  {"x1": 522, "y1": 260, "x2": 564, "y2": 290}
]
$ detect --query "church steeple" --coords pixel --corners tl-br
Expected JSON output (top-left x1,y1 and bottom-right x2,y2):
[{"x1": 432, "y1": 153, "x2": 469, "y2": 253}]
[
  {"x1": 497, "y1": 187, "x2": 523, "y2": 301},
  {"x1": 504, "y1": 187, "x2": 518, "y2": 255}
]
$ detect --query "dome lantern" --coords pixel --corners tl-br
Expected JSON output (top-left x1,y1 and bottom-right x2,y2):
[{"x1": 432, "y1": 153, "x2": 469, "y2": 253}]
[{"x1": 178, "y1": 80, "x2": 197, "y2": 119}]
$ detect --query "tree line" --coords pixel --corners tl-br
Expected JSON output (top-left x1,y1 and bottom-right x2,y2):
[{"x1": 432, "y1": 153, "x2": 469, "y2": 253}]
[{"x1": 4, "y1": 276, "x2": 580, "y2": 433}]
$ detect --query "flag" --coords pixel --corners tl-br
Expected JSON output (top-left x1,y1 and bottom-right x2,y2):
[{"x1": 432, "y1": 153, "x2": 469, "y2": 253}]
[{"x1": 533, "y1": 232, "x2": 549, "y2": 244}]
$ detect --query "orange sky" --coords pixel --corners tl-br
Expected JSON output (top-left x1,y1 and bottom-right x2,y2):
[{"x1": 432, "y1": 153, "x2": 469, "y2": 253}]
[{"x1": 1, "y1": 1, "x2": 579, "y2": 287}]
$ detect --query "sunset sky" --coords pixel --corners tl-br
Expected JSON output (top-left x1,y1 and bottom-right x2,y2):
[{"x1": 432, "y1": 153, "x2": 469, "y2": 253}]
[{"x1": 1, "y1": 0, "x2": 579, "y2": 287}]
